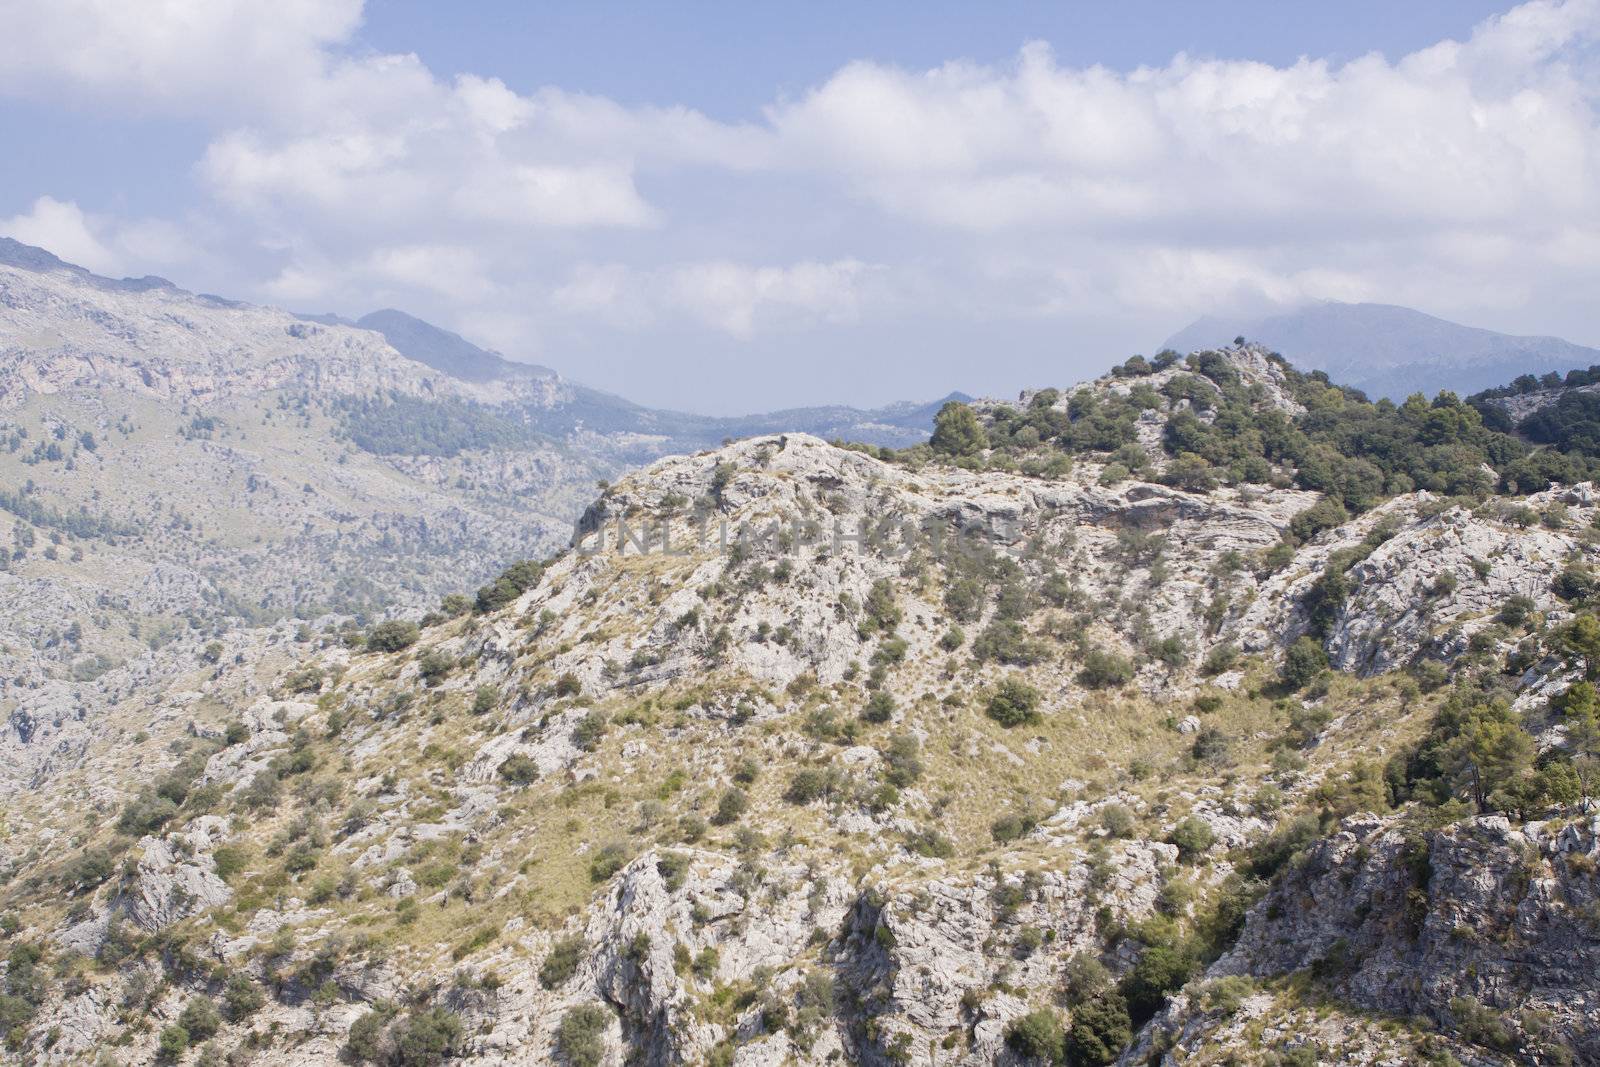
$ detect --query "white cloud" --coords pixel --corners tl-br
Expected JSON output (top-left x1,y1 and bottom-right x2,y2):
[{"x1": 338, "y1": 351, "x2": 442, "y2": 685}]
[
  {"x1": 764, "y1": 5, "x2": 1600, "y2": 244},
  {"x1": 547, "y1": 259, "x2": 878, "y2": 338},
  {"x1": 1, "y1": 197, "x2": 119, "y2": 274},
  {"x1": 667, "y1": 259, "x2": 874, "y2": 337},
  {"x1": 0, "y1": 0, "x2": 365, "y2": 119},
  {"x1": 449, "y1": 165, "x2": 657, "y2": 229},
  {"x1": 366, "y1": 245, "x2": 496, "y2": 303},
  {"x1": 0, "y1": 196, "x2": 202, "y2": 280},
  {"x1": 3, "y1": 0, "x2": 1600, "y2": 407}
]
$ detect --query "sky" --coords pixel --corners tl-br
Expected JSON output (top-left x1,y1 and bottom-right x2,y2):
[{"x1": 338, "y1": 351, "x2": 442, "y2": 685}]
[{"x1": 1, "y1": 1, "x2": 1597, "y2": 414}]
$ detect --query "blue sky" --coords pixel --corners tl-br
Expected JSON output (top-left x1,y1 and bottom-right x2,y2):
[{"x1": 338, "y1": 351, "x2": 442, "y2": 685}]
[
  {"x1": 354, "y1": 2, "x2": 1514, "y2": 114},
  {"x1": 2, "y1": 1, "x2": 1597, "y2": 413}
]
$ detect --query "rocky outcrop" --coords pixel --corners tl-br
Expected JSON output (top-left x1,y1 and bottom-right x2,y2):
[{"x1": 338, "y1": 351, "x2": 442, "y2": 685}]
[
  {"x1": 118, "y1": 817, "x2": 235, "y2": 932},
  {"x1": 837, "y1": 847, "x2": 1172, "y2": 1066},
  {"x1": 1211, "y1": 813, "x2": 1600, "y2": 1064}
]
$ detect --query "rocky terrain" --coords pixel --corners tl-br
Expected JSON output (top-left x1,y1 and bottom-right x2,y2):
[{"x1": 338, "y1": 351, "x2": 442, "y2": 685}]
[
  {"x1": 2, "y1": 340, "x2": 1599, "y2": 1066},
  {"x1": 0, "y1": 240, "x2": 954, "y2": 797}
]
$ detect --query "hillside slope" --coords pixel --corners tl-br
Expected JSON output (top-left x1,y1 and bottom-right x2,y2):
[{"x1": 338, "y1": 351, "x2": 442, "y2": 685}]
[{"x1": 4, "y1": 347, "x2": 1599, "y2": 1065}]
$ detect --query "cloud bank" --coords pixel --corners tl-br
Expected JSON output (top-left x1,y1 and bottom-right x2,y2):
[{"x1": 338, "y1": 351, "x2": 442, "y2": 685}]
[{"x1": 1, "y1": 0, "x2": 1597, "y2": 409}]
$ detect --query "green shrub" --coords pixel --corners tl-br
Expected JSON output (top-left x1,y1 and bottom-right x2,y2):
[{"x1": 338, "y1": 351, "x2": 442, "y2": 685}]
[
  {"x1": 864, "y1": 579, "x2": 903, "y2": 634},
  {"x1": 366, "y1": 620, "x2": 419, "y2": 653},
  {"x1": 1288, "y1": 497, "x2": 1349, "y2": 543},
  {"x1": 1191, "y1": 726, "x2": 1232, "y2": 765},
  {"x1": 417, "y1": 650, "x2": 453, "y2": 685},
  {"x1": 1065, "y1": 994, "x2": 1132, "y2": 1065},
  {"x1": 656, "y1": 851, "x2": 691, "y2": 892},
  {"x1": 557, "y1": 1004, "x2": 614, "y2": 1067},
  {"x1": 987, "y1": 678, "x2": 1042, "y2": 727},
  {"x1": 1201, "y1": 643, "x2": 1239, "y2": 675},
  {"x1": 222, "y1": 974, "x2": 265, "y2": 1021},
  {"x1": 156, "y1": 1025, "x2": 189, "y2": 1063},
  {"x1": 862, "y1": 691, "x2": 896, "y2": 724},
  {"x1": 905, "y1": 828, "x2": 955, "y2": 858},
  {"x1": 1099, "y1": 803, "x2": 1136, "y2": 837},
  {"x1": 588, "y1": 843, "x2": 631, "y2": 883},
  {"x1": 973, "y1": 620, "x2": 1049, "y2": 665},
  {"x1": 63, "y1": 848, "x2": 115, "y2": 891},
  {"x1": 345, "y1": 1006, "x2": 397, "y2": 1062},
  {"x1": 117, "y1": 792, "x2": 178, "y2": 835},
  {"x1": 1077, "y1": 650, "x2": 1135, "y2": 689},
  {"x1": 394, "y1": 1006, "x2": 463, "y2": 1066},
  {"x1": 475, "y1": 559, "x2": 545, "y2": 612},
  {"x1": 991, "y1": 812, "x2": 1037, "y2": 843},
  {"x1": 1167, "y1": 817, "x2": 1216, "y2": 861},
  {"x1": 1244, "y1": 814, "x2": 1322, "y2": 879},
  {"x1": 498, "y1": 755, "x2": 539, "y2": 785},
  {"x1": 573, "y1": 710, "x2": 608, "y2": 751},
  {"x1": 785, "y1": 768, "x2": 832, "y2": 804},
  {"x1": 1279, "y1": 637, "x2": 1328, "y2": 690},
  {"x1": 539, "y1": 936, "x2": 586, "y2": 989},
  {"x1": 1005, "y1": 1009, "x2": 1065, "y2": 1062},
  {"x1": 1121, "y1": 942, "x2": 1196, "y2": 1023},
  {"x1": 179, "y1": 997, "x2": 221, "y2": 1042},
  {"x1": 712, "y1": 789, "x2": 748, "y2": 826},
  {"x1": 931, "y1": 401, "x2": 988, "y2": 457}
]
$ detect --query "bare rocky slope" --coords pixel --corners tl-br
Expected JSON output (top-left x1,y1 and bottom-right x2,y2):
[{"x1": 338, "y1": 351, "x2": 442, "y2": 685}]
[{"x1": 2, "y1": 342, "x2": 1598, "y2": 1066}]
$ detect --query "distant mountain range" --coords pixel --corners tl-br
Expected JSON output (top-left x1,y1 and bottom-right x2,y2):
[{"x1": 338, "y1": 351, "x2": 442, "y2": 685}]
[
  {"x1": 298, "y1": 306, "x2": 558, "y2": 383},
  {"x1": 1163, "y1": 302, "x2": 1600, "y2": 401},
  {"x1": 291, "y1": 307, "x2": 962, "y2": 451}
]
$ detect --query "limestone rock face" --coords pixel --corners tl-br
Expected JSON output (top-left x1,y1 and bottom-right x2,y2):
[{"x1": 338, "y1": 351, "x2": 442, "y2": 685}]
[
  {"x1": 1210, "y1": 813, "x2": 1600, "y2": 1063},
  {"x1": 837, "y1": 848, "x2": 1171, "y2": 1066},
  {"x1": 119, "y1": 817, "x2": 235, "y2": 932},
  {"x1": 1237, "y1": 486, "x2": 1597, "y2": 675},
  {"x1": 1326, "y1": 500, "x2": 1581, "y2": 674}
]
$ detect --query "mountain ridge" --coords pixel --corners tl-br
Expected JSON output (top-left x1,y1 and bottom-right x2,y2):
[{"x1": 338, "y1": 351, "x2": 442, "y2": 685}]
[
  {"x1": 0, "y1": 235, "x2": 957, "y2": 449},
  {"x1": 1164, "y1": 300, "x2": 1600, "y2": 401}
]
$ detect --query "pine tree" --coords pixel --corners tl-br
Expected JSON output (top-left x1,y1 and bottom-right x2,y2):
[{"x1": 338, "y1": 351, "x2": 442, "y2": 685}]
[
  {"x1": 1562, "y1": 614, "x2": 1600, "y2": 680},
  {"x1": 930, "y1": 401, "x2": 988, "y2": 457},
  {"x1": 1445, "y1": 703, "x2": 1536, "y2": 811}
]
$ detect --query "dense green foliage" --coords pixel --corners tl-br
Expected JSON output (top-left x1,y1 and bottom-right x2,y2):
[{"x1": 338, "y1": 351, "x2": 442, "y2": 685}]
[
  {"x1": 986, "y1": 677, "x2": 1042, "y2": 727},
  {"x1": 930, "y1": 400, "x2": 989, "y2": 457},
  {"x1": 334, "y1": 393, "x2": 532, "y2": 457},
  {"x1": 540, "y1": 936, "x2": 586, "y2": 989},
  {"x1": 366, "y1": 620, "x2": 419, "y2": 653},
  {"x1": 476, "y1": 558, "x2": 545, "y2": 613},
  {"x1": 0, "y1": 488, "x2": 138, "y2": 539},
  {"x1": 1005, "y1": 1009, "x2": 1066, "y2": 1062},
  {"x1": 886, "y1": 348, "x2": 1600, "y2": 510},
  {"x1": 1516, "y1": 390, "x2": 1600, "y2": 455},
  {"x1": 1473, "y1": 365, "x2": 1600, "y2": 401},
  {"x1": 557, "y1": 1004, "x2": 613, "y2": 1067}
]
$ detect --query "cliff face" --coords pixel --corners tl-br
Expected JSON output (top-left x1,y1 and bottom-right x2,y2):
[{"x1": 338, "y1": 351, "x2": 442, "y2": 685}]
[
  {"x1": 1126, "y1": 813, "x2": 1600, "y2": 1065},
  {"x1": 1221, "y1": 813, "x2": 1600, "y2": 1060}
]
